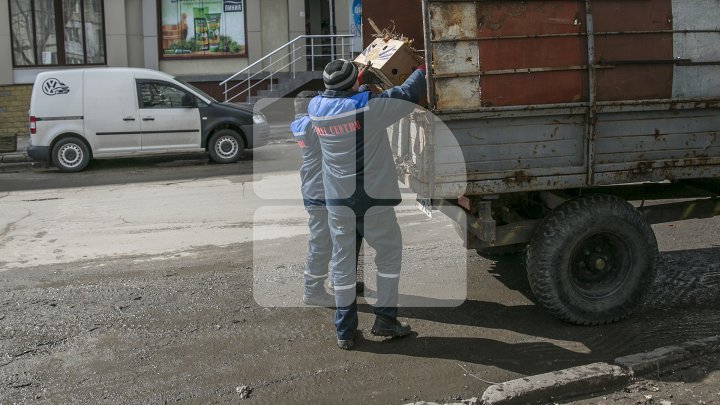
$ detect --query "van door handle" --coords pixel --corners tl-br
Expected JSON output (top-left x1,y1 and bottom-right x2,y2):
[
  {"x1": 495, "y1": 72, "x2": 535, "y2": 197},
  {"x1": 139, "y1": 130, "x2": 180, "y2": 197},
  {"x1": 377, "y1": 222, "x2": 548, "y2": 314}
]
[
  {"x1": 123, "y1": 116, "x2": 136, "y2": 121},
  {"x1": 142, "y1": 117, "x2": 155, "y2": 121}
]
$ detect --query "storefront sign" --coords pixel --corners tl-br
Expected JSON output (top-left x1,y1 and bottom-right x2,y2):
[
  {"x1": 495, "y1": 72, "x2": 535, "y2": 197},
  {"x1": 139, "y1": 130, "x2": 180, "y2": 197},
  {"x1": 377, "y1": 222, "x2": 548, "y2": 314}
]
[{"x1": 223, "y1": 0, "x2": 243, "y2": 12}]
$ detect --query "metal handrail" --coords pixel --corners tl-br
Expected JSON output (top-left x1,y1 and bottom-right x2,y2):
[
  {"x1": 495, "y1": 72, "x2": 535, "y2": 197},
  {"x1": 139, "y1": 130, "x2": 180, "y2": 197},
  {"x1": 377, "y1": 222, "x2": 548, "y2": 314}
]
[{"x1": 220, "y1": 34, "x2": 356, "y2": 102}]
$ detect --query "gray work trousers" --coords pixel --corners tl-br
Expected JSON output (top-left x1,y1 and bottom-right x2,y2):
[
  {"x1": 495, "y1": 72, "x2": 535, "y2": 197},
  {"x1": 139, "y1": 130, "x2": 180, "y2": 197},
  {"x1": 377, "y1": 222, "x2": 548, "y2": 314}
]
[
  {"x1": 329, "y1": 208, "x2": 402, "y2": 339},
  {"x1": 304, "y1": 207, "x2": 332, "y2": 295}
]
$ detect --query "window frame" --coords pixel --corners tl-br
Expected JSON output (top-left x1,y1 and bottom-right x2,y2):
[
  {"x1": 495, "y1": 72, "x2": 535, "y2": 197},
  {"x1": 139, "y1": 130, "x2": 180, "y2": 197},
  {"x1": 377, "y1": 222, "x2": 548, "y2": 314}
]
[{"x1": 8, "y1": 0, "x2": 108, "y2": 68}]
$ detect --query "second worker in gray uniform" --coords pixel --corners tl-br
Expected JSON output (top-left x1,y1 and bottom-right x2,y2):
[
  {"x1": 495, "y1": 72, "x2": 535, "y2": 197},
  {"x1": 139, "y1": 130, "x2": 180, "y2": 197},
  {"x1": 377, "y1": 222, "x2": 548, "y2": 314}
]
[{"x1": 291, "y1": 91, "x2": 365, "y2": 306}]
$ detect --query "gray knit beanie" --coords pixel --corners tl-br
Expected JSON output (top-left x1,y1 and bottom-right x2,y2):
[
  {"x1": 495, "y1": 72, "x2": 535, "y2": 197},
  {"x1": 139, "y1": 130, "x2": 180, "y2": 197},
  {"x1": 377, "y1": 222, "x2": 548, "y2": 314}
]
[{"x1": 323, "y1": 59, "x2": 358, "y2": 90}]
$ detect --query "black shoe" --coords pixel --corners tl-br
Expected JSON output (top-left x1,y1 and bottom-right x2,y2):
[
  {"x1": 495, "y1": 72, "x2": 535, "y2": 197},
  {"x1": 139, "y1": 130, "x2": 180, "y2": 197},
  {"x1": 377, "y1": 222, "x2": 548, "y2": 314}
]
[
  {"x1": 371, "y1": 315, "x2": 411, "y2": 338},
  {"x1": 337, "y1": 336, "x2": 355, "y2": 350},
  {"x1": 337, "y1": 330, "x2": 360, "y2": 350},
  {"x1": 303, "y1": 291, "x2": 335, "y2": 307}
]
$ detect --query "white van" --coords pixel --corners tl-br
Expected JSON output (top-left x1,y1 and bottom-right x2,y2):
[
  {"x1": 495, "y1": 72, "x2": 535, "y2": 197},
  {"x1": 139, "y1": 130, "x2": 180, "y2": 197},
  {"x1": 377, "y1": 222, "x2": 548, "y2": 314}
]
[{"x1": 27, "y1": 68, "x2": 269, "y2": 172}]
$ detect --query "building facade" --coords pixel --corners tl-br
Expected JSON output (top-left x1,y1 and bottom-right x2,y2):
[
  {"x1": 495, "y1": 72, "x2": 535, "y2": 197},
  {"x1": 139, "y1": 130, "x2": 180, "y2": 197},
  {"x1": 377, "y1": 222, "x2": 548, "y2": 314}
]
[{"x1": 0, "y1": 0, "x2": 356, "y2": 146}]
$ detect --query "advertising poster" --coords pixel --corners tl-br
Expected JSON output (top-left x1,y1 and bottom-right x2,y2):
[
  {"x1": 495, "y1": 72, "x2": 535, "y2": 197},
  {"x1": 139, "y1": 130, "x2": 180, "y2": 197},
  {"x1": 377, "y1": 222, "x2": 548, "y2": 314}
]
[{"x1": 161, "y1": 0, "x2": 247, "y2": 58}]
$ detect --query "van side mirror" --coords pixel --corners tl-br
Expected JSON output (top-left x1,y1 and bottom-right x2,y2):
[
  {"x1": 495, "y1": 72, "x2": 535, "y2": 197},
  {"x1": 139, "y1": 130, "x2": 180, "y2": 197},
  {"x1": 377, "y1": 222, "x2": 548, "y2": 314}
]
[{"x1": 181, "y1": 93, "x2": 198, "y2": 108}]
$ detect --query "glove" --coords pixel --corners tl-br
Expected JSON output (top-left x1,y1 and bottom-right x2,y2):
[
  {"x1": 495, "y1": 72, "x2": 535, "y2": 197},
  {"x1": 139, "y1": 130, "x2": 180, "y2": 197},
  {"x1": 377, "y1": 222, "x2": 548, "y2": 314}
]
[
  {"x1": 357, "y1": 61, "x2": 372, "y2": 85},
  {"x1": 415, "y1": 64, "x2": 426, "y2": 73}
]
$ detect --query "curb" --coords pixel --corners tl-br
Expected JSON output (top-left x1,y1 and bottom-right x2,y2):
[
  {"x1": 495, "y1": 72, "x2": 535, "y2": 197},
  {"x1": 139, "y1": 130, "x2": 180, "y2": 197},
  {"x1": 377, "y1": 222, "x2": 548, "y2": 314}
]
[
  {"x1": 479, "y1": 335, "x2": 720, "y2": 405},
  {"x1": 614, "y1": 335, "x2": 720, "y2": 377},
  {"x1": 1, "y1": 153, "x2": 32, "y2": 164},
  {"x1": 0, "y1": 152, "x2": 34, "y2": 170},
  {"x1": 481, "y1": 363, "x2": 628, "y2": 405}
]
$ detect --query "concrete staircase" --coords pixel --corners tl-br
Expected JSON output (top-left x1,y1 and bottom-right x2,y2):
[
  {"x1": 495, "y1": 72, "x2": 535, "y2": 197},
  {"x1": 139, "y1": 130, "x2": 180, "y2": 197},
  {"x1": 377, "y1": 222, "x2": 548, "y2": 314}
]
[
  {"x1": 247, "y1": 71, "x2": 323, "y2": 105},
  {"x1": 220, "y1": 35, "x2": 357, "y2": 105}
]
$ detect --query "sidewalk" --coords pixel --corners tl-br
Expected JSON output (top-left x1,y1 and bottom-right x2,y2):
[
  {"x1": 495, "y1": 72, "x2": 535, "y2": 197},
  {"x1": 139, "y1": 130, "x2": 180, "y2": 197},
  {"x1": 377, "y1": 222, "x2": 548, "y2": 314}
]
[{"x1": 0, "y1": 134, "x2": 33, "y2": 166}]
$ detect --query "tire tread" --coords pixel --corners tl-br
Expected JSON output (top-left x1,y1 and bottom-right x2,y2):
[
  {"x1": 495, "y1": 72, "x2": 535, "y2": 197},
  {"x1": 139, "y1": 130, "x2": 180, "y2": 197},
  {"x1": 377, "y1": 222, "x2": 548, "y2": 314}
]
[{"x1": 527, "y1": 194, "x2": 658, "y2": 325}]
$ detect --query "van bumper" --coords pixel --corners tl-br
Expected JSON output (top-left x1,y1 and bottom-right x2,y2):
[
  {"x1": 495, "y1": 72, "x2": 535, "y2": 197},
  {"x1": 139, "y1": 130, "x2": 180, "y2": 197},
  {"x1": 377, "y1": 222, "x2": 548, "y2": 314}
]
[
  {"x1": 244, "y1": 122, "x2": 270, "y2": 149},
  {"x1": 27, "y1": 144, "x2": 50, "y2": 162}
]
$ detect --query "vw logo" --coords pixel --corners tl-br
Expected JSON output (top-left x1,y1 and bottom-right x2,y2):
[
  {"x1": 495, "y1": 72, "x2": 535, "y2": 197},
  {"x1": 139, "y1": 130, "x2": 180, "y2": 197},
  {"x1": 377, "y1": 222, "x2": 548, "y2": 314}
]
[{"x1": 42, "y1": 78, "x2": 70, "y2": 96}]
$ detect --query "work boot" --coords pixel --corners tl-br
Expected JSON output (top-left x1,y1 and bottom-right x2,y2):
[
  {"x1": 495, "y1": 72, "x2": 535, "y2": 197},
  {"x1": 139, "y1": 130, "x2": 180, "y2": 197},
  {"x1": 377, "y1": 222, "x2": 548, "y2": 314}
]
[
  {"x1": 371, "y1": 315, "x2": 411, "y2": 338},
  {"x1": 302, "y1": 290, "x2": 335, "y2": 307},
  {"x1": 337, "y1": 331, "x2": 358, "y2": 350}
]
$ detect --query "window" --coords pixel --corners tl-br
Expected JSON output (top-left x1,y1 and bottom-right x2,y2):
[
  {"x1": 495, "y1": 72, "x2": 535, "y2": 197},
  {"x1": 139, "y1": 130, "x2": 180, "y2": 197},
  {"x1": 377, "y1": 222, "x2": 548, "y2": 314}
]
[
  {"x1": 159, "y1": 0, "x2": 247, "y2": 59},
  {"x1": 9, "y1": 0, "x2": 106, "y2": 67},
  {"x1": 137, "y1": 80, "x2": 196, "y2": 109}
]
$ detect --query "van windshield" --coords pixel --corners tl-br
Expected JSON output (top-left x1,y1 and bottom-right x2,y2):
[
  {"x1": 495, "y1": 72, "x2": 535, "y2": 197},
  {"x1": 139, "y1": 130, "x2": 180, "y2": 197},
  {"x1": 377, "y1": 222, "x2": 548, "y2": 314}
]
[{"x1": 174, "y1": 78, "x2": 219, "y2": 104}]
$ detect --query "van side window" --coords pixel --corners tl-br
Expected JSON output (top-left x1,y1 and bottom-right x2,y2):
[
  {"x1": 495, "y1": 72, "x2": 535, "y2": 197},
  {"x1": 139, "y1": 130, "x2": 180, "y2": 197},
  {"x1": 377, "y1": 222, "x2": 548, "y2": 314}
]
[{"x1": 136, "y1": 80, "x2": 195, "y2": 109}]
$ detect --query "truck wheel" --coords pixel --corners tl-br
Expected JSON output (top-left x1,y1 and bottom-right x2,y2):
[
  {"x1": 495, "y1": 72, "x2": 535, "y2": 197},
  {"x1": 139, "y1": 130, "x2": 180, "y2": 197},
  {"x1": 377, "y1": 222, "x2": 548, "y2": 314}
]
[
  {"x1": 209, "y1": 129, "x2": 244, "y2": 163},
  {"x1": 526, "y1": 195, "x2": 658, "y2": 325},
  {"x1": 52, "y1": 137, "x2": 90, "y2": 172}
]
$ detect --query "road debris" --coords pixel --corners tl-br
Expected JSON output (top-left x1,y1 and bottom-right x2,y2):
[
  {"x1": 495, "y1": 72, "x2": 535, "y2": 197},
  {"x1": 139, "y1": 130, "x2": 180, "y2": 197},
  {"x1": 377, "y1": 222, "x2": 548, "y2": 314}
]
[{"x1": 236, "y1": 385, "x2": 252, "y2": 399}]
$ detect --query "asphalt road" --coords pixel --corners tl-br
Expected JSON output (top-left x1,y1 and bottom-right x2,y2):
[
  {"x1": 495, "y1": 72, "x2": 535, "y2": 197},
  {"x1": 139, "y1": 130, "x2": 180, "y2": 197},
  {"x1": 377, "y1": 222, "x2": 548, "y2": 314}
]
[
  {"x1": 1, "y1": 143, "x2": 719, "y2": 403},
  {"x1": 0, "y1": 142, "x2": 296, "y2": 192}
]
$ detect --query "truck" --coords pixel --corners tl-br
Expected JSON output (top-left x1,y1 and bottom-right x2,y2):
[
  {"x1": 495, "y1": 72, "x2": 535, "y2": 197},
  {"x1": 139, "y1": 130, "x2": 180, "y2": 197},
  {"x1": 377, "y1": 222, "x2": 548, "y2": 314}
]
[{"x1": 379, "y1": 0, "x2": 720, "y2": 325}]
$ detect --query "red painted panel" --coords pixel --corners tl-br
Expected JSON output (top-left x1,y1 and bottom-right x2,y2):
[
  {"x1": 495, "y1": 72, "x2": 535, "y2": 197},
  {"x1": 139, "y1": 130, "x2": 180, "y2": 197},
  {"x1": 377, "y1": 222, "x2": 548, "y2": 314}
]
[
  {"x1": 475, "y1": 1, "x2": 588, "y2": 105},
  {"x1": 477, "y1": 0, "x2": 586, "y2": 37},
  {"x1": 596, "y1": 66, "x2": 674, "y2": 101},
  {"x1": 480, "y1": 71, "x2": 589, "y2": 107},
  {"x1": 594, "y1": 34, "x2": 673, "y2": 62},
  {"x1": 361, "y1": 0, "x2": 425, "y2": 49},
  {"x1": 591, "y1": 0, "x2": 673, "y2": 32},
  {"x1": 479, "y1": 37, "x2": 588, "y2": 70},
  {"x1": 591, "y1": 0, "x2": 673, "y2": 100}
]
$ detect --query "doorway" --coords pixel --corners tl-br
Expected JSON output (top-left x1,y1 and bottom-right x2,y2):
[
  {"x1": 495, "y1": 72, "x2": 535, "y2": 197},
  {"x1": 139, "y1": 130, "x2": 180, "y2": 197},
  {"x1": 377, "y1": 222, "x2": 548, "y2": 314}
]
[{"x1": 304, "y1": 0, "x2": 335, "y2": 70}]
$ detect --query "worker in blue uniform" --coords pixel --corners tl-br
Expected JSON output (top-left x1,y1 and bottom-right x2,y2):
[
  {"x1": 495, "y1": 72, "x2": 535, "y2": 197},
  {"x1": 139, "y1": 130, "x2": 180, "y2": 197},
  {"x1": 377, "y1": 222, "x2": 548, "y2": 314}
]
[{"x1": 307, "y1": 59, "x2": 427, "y2": 349}]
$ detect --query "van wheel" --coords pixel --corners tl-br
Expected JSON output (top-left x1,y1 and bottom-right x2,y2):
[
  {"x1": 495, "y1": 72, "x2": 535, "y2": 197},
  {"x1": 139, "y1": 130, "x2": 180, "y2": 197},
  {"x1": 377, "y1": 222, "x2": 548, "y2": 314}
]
[
  {"x1": 52, "y1": 137, "x2": 90, "y2": 172},
  {"x1": 526, "y1": 195, "x2": 658, "y2": 325},
  {"x1": 209, "y1": 129, "x2": 244, "y2": 163}
]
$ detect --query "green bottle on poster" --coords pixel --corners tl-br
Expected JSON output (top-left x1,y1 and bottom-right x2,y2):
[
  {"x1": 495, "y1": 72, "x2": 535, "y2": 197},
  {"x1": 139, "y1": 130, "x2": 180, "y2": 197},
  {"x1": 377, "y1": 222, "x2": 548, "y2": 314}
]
[
  {"x1": 193, "y1": 7, "x2": 209, "y2": 51},
  {"x1": 207, "y1": 13, "x2": 221, "y2": 52}
]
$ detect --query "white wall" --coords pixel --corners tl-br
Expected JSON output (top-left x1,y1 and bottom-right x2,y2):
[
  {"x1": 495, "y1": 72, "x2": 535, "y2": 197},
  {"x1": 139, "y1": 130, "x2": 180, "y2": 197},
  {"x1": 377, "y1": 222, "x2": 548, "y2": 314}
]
[
  {"x1": 0, "y1": 0, "x2": 14, "y2": 85},
  {"x1": 125, "y1": 0, "x2": 145, "y2": 68},
  {"x1": 261, "y1": 0, "x2": 290, "y2": 59},
  {"x1": 288, "y1": 0, "x2": 306, "y2": 40},
  {"x1": 335, "y1": 0, "x2": 350, "y2": 34},
  {"x1": 142, "y1": 0, "x2": 159, "y2": 70},
  {"x1": 105, "y1": 0, "x2": 129, "y2": 67}
]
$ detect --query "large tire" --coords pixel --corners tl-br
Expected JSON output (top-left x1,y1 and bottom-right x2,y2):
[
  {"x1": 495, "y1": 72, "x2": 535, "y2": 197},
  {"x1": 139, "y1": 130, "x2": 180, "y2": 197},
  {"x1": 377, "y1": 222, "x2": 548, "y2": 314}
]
[
  {"x1": 526, "y1": 194, "x2": 658, "y2": 325},
  {"x1": 208, "y1": 129, "x2": 244, "y2": 164},
  {"x1": 52, "y1": 137, "x2": 90, "y2": 172}
]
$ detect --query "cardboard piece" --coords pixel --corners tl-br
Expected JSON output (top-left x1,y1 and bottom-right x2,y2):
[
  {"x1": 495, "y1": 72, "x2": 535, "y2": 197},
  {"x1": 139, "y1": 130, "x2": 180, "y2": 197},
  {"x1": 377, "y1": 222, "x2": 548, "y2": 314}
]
[{"x1": 355, "y1": 38, "x2": 423, "y2": 87}]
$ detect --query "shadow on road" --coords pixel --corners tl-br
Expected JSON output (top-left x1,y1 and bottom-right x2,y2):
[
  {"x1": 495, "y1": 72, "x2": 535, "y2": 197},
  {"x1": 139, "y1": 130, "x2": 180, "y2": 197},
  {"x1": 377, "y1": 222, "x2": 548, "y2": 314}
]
[{"x1": 355, "y1": 247, "x2": 720, "y2": 380}]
